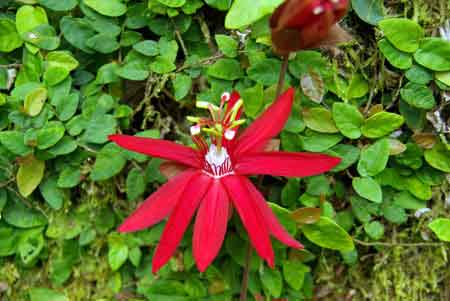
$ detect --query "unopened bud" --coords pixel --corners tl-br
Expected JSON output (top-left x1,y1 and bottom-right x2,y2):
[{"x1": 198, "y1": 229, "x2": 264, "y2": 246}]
[{"x1": 221, "y1": 92, "x2": 231, "y2": 102}]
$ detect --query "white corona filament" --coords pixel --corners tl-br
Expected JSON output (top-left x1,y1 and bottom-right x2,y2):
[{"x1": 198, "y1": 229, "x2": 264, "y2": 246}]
[
  {"x1": 203, "y1": 145, "x2": 234, "y2": 178},
  {"x1": 313, "y1": 5, "x2": 325, "y2": 15}
]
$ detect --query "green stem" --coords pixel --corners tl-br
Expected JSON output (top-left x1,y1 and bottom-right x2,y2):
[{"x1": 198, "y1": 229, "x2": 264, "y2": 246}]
[{"x1": 276, "y1": 54, "x2": 290, "y2": 98}]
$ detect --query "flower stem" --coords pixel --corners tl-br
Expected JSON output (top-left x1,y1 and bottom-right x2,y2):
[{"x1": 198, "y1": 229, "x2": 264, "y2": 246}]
[
  {"x1": 276, "y1": 54, "x2": 290, "y2": 98},
  {"x1": 239, "y1": 243, "x2": 252, "y2": 301}
]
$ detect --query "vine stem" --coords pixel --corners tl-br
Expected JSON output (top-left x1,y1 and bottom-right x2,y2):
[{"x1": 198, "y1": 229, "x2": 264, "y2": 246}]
[
  {"x1": 353, "y1": 238, "x2": 445, "y2": 247},
  {"x1": 239, "y1": 52, "x2": 288, "y2": 298},
  {"x1": 239, "y1": 244, "x2": 252, "y2": 301},
  {"x1": 276, "y1": 54, "x2": 290, "y2": 98}
]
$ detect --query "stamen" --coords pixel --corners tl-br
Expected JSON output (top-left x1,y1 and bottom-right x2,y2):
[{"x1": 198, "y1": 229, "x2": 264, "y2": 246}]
[
  {"x1": 224, "y1": 129, "x2": 236, "y2": 140},
  {"x1": 187, "y1": 116, "x2": 201, "y2": 123},
  {"x1": 313, "y1": 5, "x2": 325, "y2": 15},
  {"x1": 190, "y1": 125, "x2": 201, "y2": 136},
  {"x1": 221, "y1": 92, "x2": 231, "y2": 102}
]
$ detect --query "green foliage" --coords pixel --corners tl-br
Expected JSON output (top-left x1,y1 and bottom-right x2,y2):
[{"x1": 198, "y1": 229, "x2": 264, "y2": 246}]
[{"x1": 0, "y1": 1, "x2": 449, "y2": 300}]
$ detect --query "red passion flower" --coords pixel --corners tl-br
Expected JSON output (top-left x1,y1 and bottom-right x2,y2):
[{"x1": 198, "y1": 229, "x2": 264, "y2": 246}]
[
  {"x1": 109, "y1": 88, "x2": 341, "y2": 273},
  {"x1": 270, "y1": 0, "x2": 349, "y2": 54}
]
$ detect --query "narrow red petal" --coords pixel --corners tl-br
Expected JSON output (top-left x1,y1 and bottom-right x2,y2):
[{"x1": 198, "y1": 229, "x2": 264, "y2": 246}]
[
  {"x1": 193, "y1": 180, "x2": 229, "y2": 272},
  {"x1": 152, "y1": 173, "x2": 212, "y2": 273},
  {"x1": 234, "y1": 88, "x2": 295, "y2": 157},
  {"x1": 118, "y1": 169, "x2": 198, "y2": 233},
  {"x1": 222, "y1": 175, "x2": 274, "y2": 267},
  {"x1": 109, "y1": 134, "x2": 202, "y2": 168},
  {"x1": 242, "y1": 177, "x2": 303, "y2": 249},
  {"x1": 235, "y1": 151, "x2": 341, "y2": 177}
]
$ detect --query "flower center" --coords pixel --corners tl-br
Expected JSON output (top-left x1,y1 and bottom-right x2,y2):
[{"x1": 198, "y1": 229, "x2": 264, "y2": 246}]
[{"x1": 203, "y1": 144, "x2": 234, "y2": 178}]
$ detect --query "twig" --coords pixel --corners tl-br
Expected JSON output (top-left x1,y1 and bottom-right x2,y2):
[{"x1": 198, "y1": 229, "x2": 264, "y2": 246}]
[
  {"x1": 175, "y1": 29, "x2": 189, "y2": 58},
  {"x1": 276, "y1": 55, "x2": 289, "y2": 98},
  {"x1": 197, "y1": 13, "x2": 217, "y2": 53},
  {"x1": 176, "y1": 53, "x2": 224, "y2": 72},
  {"x1": 354, "y1": 238, "x2": 445, "y2": 247},
  {"x1": 239, "y1": 244, "x2": 252, "y2": 301},
  {"x1": 0, "y1": 63, "x2": 21, "y2": 68}
]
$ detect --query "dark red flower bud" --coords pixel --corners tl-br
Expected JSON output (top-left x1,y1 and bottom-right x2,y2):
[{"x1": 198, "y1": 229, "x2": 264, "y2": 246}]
[{"x1": 270, "y1": 0, "x2": 349, "y2": 54}]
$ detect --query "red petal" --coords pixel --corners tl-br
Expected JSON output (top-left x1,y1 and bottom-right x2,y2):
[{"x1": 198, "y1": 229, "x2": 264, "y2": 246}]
[
  {"x1": 234, "y1": 88, "x2": 294, "y2": 157},
  {"x1": 242, "y1": 177, "x2": 303, "y2": 249},
  {"x1": 118, "y1": 169, "x2": 198, "y2": 233},
  {"x1": 109, "y1": 134, "x2": 202, "y2": 168},
  {"x1": 152, "y1": 173, "x2": 212, "y2": 273},
  {"x1": 222, "y1": 175, "x2": 274, "y2": 267},
  {"x1": 235, "y1": 151, "x2": 341, "y2": 177},
  {"x1": 193, "y1": 180, "x2": 229, "y2": 272}
]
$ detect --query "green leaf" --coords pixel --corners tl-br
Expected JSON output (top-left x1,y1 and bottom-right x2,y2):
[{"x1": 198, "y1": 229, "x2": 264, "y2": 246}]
[
  {"x1": 108, "y1": 234, "x2": 129, "y2": 271},
  {"x1": 156, "y1": 0, "x2": 186, "y2": 7},
  {"x1": 39, "y1": 176, "x2": 64, "y2": 210},
  {"x1": 55, "y1": 92, "x2": 79, "y2": 121},
  {"x1": 215, "y1": 34, "x2": 238, "y2": 58},
  {"x1": 18, "y1": 228, "x2": 45, "y2": 265},
  {"x1": 247, "y1": 58, "x2": 282, "y2": 86},
  {"x1": 22, "y1": 24, "x2": 60, "y2": 51},
  {"x1": 29, "y1": 288, "x2": 69, "y2": 301},
  {"x1": 38, "y1": 0, "x2": 78, "y2": 11},
  {"x1": 17, "y1": 157, "x2": 45, "y2": 197},
  {"x1": 86, "y1": 33, "x2": 120, "y2": 54},
  {"x1": 329, "y1": 144, "x2": 360, "y2": 172},
  {"x1": 172, "y1": 74, "x2": 192, "y2": 101},
  {"x1": 0, "y1": 18, "x2": 23, "y2": 52},
  {"x1": 364, "y1": 221, "x2": 384, "y2": 240},
  {"x1": 301, "y1": 132, "x2": 343, "y2": 152},
  {"x1": 378, "y1": 38, "x2": 412, "y2": 70},
  {"x1": 414, "y1": 38, "x2": 450, "y2": 71},
  {"x1": 126, "y1": 168, "x2": 146, "y2": 201},
  {"x1": 332, "y1": 103, "x2": 364, "y2": 139},
  {"x1": 16, "y1": 5, "x2": 48, "y2": 36},
  {"x1": 357, "y1": 138, "x2": 390, "y2": 177},
  {"x1": 361, "y1": 111, "x2": 404, "y2": 138},
  {"x1": 133, "y1": 40, "x2": 159, "y2": 56},
  {"x1": 0, "y1": 131, "x2": 31, "y2": 156},
  {"x1": 37, "y1": 121, "x2": 65, "y2": 149},
  {"x1": 406, "y1": 176, "x2": 432, "y2": 201},
  {"x1": 379, "y1": 18, "x2": 423, "y2": 53},
  {"x1": 207, "y1": 58, "x2": 243, "y2": 80},
  {"x1": 393, "y1": 191, "x2": 425, "y2": 210},
  {"x1": 83, "y1": 114, "x2": 117, "y2": 144},
  {"x1": 3, "y1": 201, "x2": 47, "y2": 228},
  {"x1": 241, "y1": 83, "x2": 264, "y2": 118},
  {"x1": 44, "y1": 51, "x2": 79, "y2": 86},
  {"x1": 84, "y1": 0, "x2": 127, "y2": 17},
  {"x1": 351, "y1": 0, "x2": 384, "y2": 25},
  {"x1": 352, "y1": 177, "x2": 382, "y2": 203},
  {"x1": 24, "y1": 87, "x2": 47, "y2": 117},
  {"x1": 347, "y1": 73, "x2": 369, "y2": 99},
  {"x1": 400, "y1": 82, "x2": 436, "y2": 109},
  {"x1": 91, "y1": 143, "x2": 127, "y2": 181},
  {"x1": 382, "y1": 203, "x2": 407, "y2": 224},
  {"x1": 225, "y1": 0, "x2": 283, "y2": 29},
  {"x1": 302, "y1": 217, "x2": 355, "y2": 251},
  {"x1": 405, "y1": 64, "x2": 433, "y2": 84},
  {"x1": 428, "y1": 218, "x2": 450, "y2": 242},
  {"x1": 60, "y1": 17, "x2": 96, "y2": 53},
  {"x1": 424, "y1": 143, "x2": 450, "y2": 172},
  {"x1": 303, "y1": 107, "x2": 339, "y2": 133},
  {"x1": 116, "y1": 61, "x2": 149, "y2": 80},
  {"x1": 57, "y1": 166, "x2": 81, "y2": 188},
  {"x1": 259, "y1": 267, "x2": 282, "y2": 298},
  {"x1": 150, "y1": 56, "x2": 176, "y2": 74}
]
